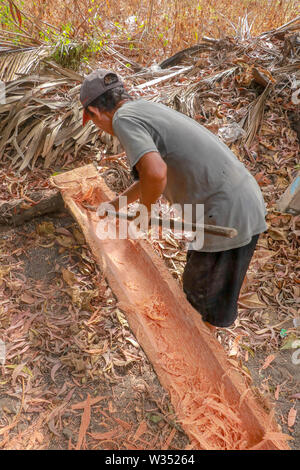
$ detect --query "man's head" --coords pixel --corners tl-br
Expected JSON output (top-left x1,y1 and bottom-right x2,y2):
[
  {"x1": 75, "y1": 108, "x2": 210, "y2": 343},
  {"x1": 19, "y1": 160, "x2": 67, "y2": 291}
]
[{"x1": 80, "y1": 69, "x2": 132, "y2": 134}]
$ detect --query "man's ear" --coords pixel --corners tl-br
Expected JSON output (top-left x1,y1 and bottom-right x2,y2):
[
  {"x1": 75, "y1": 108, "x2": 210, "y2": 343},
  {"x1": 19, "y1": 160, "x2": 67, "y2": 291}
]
[
  {"x1": 87, "y1": 106, "x2": 98, "y2": 117},
  {"x1": 88, "y1": 106, "x2": 112, "y2": 119}
]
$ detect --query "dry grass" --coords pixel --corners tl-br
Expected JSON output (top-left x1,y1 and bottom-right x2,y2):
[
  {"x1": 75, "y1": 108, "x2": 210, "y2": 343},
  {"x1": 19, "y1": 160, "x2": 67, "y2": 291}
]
[{"x1": 4, "y1": 0, "x2": 299, "y2": 63}]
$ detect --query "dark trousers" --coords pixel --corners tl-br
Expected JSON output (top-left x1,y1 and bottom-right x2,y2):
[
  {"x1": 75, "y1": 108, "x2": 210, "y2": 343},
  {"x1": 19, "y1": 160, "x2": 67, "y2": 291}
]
[{"x1": 182, "y1": 235, "x2": 259, "y2": 327}]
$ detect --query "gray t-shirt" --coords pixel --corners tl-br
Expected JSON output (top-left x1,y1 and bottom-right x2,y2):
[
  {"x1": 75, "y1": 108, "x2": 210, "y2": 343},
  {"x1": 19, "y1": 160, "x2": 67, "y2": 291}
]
[{"x1": 112, "y1": 99, "x2": 267, "y2": 252}]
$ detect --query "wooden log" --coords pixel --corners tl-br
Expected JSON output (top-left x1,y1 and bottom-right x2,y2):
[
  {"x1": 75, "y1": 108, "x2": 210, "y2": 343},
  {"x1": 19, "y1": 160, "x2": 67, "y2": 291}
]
[
  {"x1": 0, "y1": 189, "x2": 65, "y2": 226},
  {"x1": 52, "y1": 164, "x2": 290, "y2": 450},
  {"x1": 277, "y1": 172, "x2": 300, "y2": 215},
  {"x1": 159, "y1": 43, "x2": 212, "y2": 69}
]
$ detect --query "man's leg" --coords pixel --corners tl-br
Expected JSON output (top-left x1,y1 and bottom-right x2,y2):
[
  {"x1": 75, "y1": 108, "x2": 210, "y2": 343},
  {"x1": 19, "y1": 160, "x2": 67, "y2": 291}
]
[{"x1": 182, "y1": 235, "x2": 259, "y2": 327}]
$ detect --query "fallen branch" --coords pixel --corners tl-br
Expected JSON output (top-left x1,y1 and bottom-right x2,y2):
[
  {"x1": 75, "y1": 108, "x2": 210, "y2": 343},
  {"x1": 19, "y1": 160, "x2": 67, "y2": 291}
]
[
  {"x1": 135, "y1": 66, "x2": 193, "y2": 90},
  {"x1": 159, "y1": 43, "x2": 213, "y2": 69},
  {"x1": 259, "y1": 15, "x2": 300, "y2": 38},
  {"x1": 0, "y1": 189, "x2": 65, "y2": 227}
]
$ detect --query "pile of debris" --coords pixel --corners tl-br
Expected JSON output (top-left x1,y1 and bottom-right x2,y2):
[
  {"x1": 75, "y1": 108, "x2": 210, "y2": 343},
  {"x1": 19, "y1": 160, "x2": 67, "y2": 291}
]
[{"x1": 0, "y1": 17, "x2": 299, "y2": 174}]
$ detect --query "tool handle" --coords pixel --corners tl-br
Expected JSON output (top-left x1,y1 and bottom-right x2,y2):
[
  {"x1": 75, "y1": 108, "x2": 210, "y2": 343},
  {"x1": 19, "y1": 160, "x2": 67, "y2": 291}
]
[
  {"x1": 82, "y1": 205, "x2": 237, "y2": 239},
  {"x1": 107, "y1": 209, "x2": 238, "y2": 239},
  {"x1": 195, "y1": 223, "x2": 237, "y2": 238}
]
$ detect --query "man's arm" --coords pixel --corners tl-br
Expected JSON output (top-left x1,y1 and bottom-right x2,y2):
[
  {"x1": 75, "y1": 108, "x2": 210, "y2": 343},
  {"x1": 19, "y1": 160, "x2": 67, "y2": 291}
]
[
  {"x1": 135, "y1": 151, "x2": 167, "y2": 213},
  {"x1": 110, "y1": 152, "x2": 167, "y2": 212},
  {"x1": 111, "y1": 181, "x2": 141, "y2": 210}
]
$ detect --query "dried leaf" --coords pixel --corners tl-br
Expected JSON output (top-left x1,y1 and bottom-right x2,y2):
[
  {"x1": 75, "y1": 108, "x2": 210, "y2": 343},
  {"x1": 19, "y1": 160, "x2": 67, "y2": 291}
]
[
  {"x1": 76, "y1": 394, "x2": 91, "y2": 450},
  {"x1": 20, "y1": 292, "x2": 36, "y2": 304},
  {"x1": 162, "y1": 427, "x2": 177, "y2": 450},
  {"x1": 133, "y1": 420, "x2": 148, "y2": 442},
  {"x1": 11, "y1": 362, "x2": 28, "y2": 384},
  {"x1": 50, "y1": 362, "x2": 62, "y2": 382},
  {"x1": 228, "y1": 335, "x2": 242, "y2": 357},
  {"x1": 288, "y1": 407, "x2": 297, "y2": 427},
  {"x1": 72, "y1": 227, "x2": 86, "y2": 245},
  {"x1": 290, "y1": 393, "x2": 300, "y2": 400},
  {"x1": 238, "y1": 292, "x2": 266, "y2": 309},
  {"x1": 55, "y1": 227, "x2": 73, "y2": 237},
  {"x1": 56, "y1": 234, "x2": 75, "y2": 248},
  {"x1": 268, "y1": 228, "x2": 288, "y2": 242},
  {"x1": 36, "y1": 221, "x2": 55, "y2": 237},
  {"x1": 61, "y1": 267, "x2": 78, "y2": 287},
  {"x1": 71, "y1": 396, "x2": 105, "y2": 410},
  {"x1": 254, "y1": 249, "x2": 276, "y2": 264},
  {"x1": 48, "y1": 418, "x2": 60, "y2": 436},
  {"x1": 261, "y1": 354, "x2": 276, "y2": 370},
  {"x1": 88, "y1": 429, "x2": 119, "y2": 441}
]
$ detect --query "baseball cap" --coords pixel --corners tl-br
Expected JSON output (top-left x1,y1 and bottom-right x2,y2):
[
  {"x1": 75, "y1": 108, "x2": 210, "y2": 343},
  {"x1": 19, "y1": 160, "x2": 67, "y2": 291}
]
[{"x1": 80, "y1": 69, "x2": 123, "y2": 125}]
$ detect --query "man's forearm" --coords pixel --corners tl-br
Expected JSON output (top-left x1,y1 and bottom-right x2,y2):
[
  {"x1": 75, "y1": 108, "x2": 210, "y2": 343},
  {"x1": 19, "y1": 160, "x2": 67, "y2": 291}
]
[
  {"x1": 112, "y1": 181, "x2": 140, "y2": 209},
  {"x1": 139, "y1": 176, "x2": 166, "y2": 213},
  {"x1": 110, "y1": 176, "x2": 165, "y2": 214}
]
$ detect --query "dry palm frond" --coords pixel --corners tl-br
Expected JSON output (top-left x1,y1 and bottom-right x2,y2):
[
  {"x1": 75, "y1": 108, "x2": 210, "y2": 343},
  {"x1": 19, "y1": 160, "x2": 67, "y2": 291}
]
[
  {"x1": 0, "y1": 45, "x2": 53, "y2": 81},
  {"x1": 273, "y1": 62, "x2": 300, "y2": 75},
  {"x1": 103, "y1": 44, "x2": 145, "y2": 72},
  {"x1": 242, "y1": 83, "x2": 272, "y2": 147},
  {"x1": 235, "y1": 14, "x2": 255, "y2": 41},
  {"x1": 0, "y1": 62, "x2": 103, "y2": 171},
  {"x1": 259, "y1": 15, "x2": 300, "y2": 38},
  {"x1": 161, "y1": 67, "x2": 238, "y2": 117},
  {"x1": 216, "y1": 12, "x2": 255, "y2": 41},
  {"x1": 202, "y1": 67, "x2": 239, "y2": 86},
  {"x1": 0, "y1": 29, "x2": 42, "y2": 49}
]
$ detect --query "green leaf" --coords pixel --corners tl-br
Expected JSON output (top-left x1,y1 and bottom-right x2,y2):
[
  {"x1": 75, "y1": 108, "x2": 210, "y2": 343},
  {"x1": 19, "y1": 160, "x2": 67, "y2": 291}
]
[
  {"x1": 22, "y1": 366, "x2": 33, "y2": 377},
  {"x1": 37, "y1": 221, "x2": 55, "y2": 237},
  {"x1": 147, "y1": 413, "x2": 162, "y2": 424},
  {"x1": 240, "y1": 344, "x2": 255, "y2": 357},
  {"x1": 5, "y1": 364, "x2": 33, "y2": 376},
  {"x1": 281, "y1": 334, "x2": 300, "y2": 350}
]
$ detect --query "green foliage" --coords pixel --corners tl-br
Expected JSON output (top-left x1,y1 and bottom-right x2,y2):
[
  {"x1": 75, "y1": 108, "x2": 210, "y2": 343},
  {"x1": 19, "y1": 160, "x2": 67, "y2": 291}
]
[
  {"x1": 51, "y1": 40, "x2": 89, "y2": 70},
  {"x1": 48, "y1": 24, "x2": 89, "y2": 70},
  {"x1": 0, "y1": 2, "x2": 13, "y2": 27},
  {"x1": 0, "y1": 0, "x2": 24, "y2": 34}
]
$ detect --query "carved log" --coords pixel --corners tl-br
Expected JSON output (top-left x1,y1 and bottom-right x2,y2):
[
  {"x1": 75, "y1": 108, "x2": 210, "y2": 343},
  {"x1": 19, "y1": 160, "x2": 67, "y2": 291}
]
[{"x1": 51, "y1": 165, "x2": 290, "y2": 450}]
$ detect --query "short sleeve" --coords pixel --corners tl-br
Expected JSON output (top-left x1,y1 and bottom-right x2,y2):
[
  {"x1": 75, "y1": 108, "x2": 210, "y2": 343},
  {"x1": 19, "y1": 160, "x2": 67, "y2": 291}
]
[{"x1": 112, "y1": 115, "x2": 159, "y2": 170}]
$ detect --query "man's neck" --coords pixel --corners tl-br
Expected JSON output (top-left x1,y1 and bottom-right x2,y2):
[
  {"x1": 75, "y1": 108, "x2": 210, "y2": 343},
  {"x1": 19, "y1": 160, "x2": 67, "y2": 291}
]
[{"x1": 115, "y1": 99, "x2": 130, "y2": 111}]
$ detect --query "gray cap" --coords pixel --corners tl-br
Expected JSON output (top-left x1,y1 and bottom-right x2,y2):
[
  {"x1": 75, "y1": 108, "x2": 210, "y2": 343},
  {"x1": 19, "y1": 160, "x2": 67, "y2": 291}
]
[{"x1": 80, "y1": 68, "x2": 123, "y2": 108}]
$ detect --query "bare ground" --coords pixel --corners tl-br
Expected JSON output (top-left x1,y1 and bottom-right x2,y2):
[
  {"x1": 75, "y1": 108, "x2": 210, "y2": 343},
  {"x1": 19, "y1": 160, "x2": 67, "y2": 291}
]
[{"x1": 0, "y1": 208, "x2": 299, "y2": 450}]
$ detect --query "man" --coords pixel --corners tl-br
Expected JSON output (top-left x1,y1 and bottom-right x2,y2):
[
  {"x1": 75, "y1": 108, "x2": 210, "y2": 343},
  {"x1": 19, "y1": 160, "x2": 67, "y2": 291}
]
[{"x1": 80, "y1": 68, "x2": 268, "y2": 329}]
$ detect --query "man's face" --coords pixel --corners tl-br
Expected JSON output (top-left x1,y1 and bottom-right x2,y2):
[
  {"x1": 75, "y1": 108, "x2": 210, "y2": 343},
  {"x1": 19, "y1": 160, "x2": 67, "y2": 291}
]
[{"x1": 85, "y1": 106, "x2": 114, "y2": 136}]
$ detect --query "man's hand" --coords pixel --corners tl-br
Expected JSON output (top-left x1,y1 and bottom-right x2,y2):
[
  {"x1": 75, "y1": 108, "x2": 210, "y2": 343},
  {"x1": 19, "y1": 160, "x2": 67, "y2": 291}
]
[
  {"x1": 97, "y1": 151, "x2": 167, "y2": 227},
  {"x1": 128, "y1": 203, "x2": 151, "y2": 239}
]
